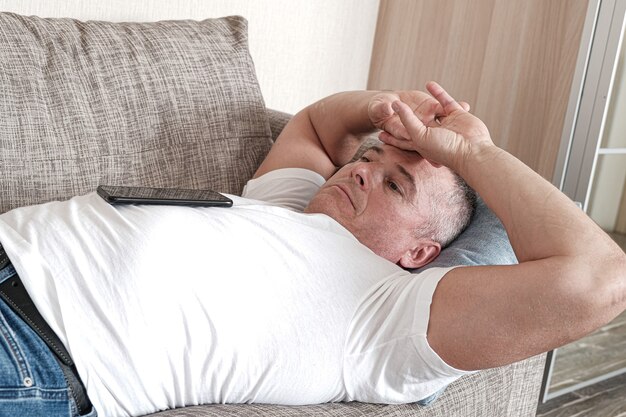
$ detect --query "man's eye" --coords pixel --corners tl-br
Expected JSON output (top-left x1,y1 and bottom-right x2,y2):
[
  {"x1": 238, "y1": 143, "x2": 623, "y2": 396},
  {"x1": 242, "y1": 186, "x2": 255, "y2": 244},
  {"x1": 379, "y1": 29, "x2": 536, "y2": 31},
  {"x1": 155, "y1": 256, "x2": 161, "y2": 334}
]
[
  {"x1": 387, "y1": 180, "x2": 401, "y2": 193},
  {"x1": 360, "y1": 156, "x2": 371, "y2": 162}
]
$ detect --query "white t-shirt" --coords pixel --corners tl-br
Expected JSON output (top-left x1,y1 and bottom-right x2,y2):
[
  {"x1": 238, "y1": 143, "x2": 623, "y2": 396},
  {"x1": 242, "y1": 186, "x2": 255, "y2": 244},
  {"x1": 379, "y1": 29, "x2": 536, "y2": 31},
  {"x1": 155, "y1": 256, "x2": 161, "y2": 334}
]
[{"x1": 0, "y1": 168, "x2": 469, "y2": 417}]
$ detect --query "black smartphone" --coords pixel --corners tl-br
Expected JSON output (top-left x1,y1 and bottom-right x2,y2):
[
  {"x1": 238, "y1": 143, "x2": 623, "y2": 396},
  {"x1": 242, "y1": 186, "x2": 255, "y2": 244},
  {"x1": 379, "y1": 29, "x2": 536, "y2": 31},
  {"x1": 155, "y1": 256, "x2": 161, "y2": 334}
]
[{"x1": 96, "y1": 185, "x2": 233, "y2": 207}]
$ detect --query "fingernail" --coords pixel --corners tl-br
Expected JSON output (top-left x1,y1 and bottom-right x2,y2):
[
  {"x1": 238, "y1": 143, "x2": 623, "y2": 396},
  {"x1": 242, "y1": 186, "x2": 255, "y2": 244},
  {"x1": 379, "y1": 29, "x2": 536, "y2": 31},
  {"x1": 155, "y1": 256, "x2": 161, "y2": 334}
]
[{"x1": 391, "y1": 101, "x2": 400, "y2": 112}]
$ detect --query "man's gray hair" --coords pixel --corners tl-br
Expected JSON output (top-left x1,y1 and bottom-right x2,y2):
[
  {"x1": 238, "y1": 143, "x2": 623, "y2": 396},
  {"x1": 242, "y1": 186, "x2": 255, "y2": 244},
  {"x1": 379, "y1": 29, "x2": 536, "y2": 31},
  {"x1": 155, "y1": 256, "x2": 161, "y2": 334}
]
[{"x1": 418, "y1": 173, "x2": 477, "y2": 248}]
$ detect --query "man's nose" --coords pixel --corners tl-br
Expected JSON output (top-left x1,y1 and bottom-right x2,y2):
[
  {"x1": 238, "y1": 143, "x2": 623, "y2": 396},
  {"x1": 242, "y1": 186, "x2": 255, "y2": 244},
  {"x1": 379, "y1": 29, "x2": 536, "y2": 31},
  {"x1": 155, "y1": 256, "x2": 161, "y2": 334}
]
[{"x1": 352, "y1": 162, "x2": 376, "y2": 191}]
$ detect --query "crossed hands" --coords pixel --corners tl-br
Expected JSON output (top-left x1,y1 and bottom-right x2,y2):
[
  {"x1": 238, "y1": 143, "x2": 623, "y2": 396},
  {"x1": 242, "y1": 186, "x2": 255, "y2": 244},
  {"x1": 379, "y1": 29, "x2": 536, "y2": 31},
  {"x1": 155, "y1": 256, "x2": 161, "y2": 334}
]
[{"x1": 368, "y1": 82, "x2": 493, "y2": 171}]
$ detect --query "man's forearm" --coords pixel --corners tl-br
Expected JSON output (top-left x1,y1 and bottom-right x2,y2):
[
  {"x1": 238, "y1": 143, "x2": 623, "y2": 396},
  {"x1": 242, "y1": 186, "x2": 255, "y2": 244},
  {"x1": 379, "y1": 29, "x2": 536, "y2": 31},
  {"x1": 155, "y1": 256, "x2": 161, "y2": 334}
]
[
  {"x1": 457, "y1": 144, "x2": 615, "y2": 262},
  {"x1": 458, "y1": 143, "x2": 626, "y2": 318},
  {"x1": 306, "y1": 91, "x2": 381, "y2": 167}
]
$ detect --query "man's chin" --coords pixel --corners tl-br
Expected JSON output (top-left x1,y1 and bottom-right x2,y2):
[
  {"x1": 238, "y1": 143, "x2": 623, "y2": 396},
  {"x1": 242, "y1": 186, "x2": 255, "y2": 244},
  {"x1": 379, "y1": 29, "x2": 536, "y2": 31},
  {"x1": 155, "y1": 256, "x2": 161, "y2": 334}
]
[
  {"x1": 303, "y1": 189, "x2": 333, "y2": 215},
  {"x1": 304, "y1": 194, "x2": 349, "y2": 227},
  {"x1": 303, "y1": 198, "x2": 333, "y2": 216},
  {"x1": 306, "y1": 185, "x2": 355, "y2": 215}
]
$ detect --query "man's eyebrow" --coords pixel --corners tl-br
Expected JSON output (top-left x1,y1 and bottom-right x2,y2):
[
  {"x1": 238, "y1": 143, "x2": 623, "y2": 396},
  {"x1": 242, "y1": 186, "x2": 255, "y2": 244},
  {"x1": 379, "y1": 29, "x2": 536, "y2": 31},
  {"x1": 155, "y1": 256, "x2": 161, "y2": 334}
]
[
  {"x1": 367, "y1": 145, "x2": 383, "y2": 155},
  {"x1": 365, "y1": 146, "x2": 417, "y2": 197},
  {"x1": 396, "y1": 163, "x2": 417, "y2": 197}
]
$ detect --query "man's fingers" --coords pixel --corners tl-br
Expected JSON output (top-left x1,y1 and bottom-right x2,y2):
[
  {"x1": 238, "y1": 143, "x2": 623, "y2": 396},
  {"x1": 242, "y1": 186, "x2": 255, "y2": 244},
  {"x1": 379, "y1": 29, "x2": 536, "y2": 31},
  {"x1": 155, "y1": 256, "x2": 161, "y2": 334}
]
[
  {"x1": 380, "y1": 117, "x2": 410, "y2": 140},
  {"x1": 371, "y1": 100, "x2": 394, "y2": 122},
  {"x1": 393, "y1": 124, "x2": 410, "y2": 140},
  {"x1": 426, "y1": 81, "x2": 464, "y2": 114},
  {"x1": 380, "y1": 129, "x2": 442, "y2": 168},
  {"x1": 413, "y1": 97, "x2": 443, "y2": 125},
  {"x1": 391, "y1": 100, "x2": 426, "y2": 138},
  {"x1": 378, "y1": 131, "x2": 413, "y2": 150}
]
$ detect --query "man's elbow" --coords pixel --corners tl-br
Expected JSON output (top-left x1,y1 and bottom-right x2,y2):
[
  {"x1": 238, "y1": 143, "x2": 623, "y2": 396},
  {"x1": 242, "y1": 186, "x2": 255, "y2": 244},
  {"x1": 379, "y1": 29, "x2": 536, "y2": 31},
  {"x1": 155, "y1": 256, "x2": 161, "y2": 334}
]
[
  {"x1": 581, "y1": 245, "x2": 626, "y2": 332},
  {"x1": 603, "y1": 246, "x2": 626, "y2": 312}
]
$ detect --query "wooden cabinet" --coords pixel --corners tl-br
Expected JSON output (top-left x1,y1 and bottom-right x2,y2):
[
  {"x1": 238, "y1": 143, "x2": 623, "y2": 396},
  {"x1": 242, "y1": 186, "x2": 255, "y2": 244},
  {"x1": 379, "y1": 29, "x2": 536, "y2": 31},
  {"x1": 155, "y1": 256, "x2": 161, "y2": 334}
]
[{"x1": 368, "y1": 0, "x2": 589, "y2": 180}]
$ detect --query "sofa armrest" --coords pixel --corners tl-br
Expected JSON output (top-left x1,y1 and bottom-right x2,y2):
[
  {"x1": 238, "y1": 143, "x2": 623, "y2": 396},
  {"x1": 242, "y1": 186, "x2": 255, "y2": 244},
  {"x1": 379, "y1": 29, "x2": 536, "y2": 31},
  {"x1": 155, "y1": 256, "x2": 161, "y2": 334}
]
[{"x1": 267, "y1": 109, "x2": 292, "y2": 142}]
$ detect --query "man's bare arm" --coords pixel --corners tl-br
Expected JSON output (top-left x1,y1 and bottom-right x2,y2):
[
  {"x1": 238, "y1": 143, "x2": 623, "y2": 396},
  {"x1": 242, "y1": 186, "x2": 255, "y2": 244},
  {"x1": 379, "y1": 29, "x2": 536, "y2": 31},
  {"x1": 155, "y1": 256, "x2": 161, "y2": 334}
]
[
  {"x1": 254, "y1": 91, "x2": 382, "y2": 179},
  {"x1": 384, "y1": 82, "x2": 626, "y2": 371},
  {"x1": 253, "y1": 90, "x2": 443, "y2": 179}
]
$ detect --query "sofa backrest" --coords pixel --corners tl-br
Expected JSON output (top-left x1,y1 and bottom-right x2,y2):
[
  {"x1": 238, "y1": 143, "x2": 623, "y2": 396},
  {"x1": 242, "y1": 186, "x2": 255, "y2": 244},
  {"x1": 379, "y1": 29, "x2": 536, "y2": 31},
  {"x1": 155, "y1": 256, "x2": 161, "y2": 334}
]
[{"x1": 0, "y1": 13, "x2": 273, "y2": 214}]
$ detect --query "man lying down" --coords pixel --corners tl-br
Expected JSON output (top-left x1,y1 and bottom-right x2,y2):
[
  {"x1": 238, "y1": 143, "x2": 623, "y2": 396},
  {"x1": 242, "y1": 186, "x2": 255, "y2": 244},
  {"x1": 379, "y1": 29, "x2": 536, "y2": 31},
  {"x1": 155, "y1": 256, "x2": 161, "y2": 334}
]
[{"x1": 0, "y1": 82, "x2": 624, "y2": 417}]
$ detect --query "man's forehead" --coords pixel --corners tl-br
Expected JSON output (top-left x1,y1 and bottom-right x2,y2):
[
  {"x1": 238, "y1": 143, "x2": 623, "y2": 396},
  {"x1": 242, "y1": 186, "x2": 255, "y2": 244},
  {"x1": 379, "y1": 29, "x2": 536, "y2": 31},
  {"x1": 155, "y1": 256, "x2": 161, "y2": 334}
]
[
  {"x1": 364, "y1": 144, "x2": 454, "y2": 182},
  {"x1": 364, "y1": 144, "x2": 424, "y2": 164}
]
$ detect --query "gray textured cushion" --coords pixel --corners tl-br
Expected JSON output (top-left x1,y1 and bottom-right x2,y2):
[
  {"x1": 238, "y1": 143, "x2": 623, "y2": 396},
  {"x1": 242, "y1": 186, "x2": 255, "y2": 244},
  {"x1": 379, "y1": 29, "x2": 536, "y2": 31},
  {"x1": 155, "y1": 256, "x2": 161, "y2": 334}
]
[
  {"x1": 419, "y1": 197, "x2": 517, "y2": 270},
  {"x1": 0, "y1": 12, "x2": 273, "y2": 214}
]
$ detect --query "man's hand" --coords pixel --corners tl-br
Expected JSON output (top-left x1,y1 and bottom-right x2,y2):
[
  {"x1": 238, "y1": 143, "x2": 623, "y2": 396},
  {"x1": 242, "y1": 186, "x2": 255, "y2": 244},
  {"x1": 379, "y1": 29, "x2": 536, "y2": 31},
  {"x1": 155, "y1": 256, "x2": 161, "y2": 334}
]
[
  {"x1": 377, "y1": 82, "x2": 490, "y2": 172},
  {"x1": 368, "y1": 90, "x2": 440, "y2": 141}
]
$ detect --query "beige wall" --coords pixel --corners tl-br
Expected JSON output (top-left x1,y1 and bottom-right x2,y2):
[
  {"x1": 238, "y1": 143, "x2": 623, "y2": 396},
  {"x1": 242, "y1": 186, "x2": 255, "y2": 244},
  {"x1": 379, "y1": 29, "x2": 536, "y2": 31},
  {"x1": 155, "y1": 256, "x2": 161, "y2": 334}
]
[
  {"x1": 368, "y1": 0, "x2": 589, "y2": 180},
  {"x1": 0, "y1": 0, "x2": 380, "y2": 114}
]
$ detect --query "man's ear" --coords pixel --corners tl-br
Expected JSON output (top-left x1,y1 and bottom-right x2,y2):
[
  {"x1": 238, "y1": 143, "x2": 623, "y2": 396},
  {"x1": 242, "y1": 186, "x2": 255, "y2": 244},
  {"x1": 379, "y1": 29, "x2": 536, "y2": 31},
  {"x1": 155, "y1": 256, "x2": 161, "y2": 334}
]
[{"x1": 398, "y1": 240, "x2": 441, "y2": 269}]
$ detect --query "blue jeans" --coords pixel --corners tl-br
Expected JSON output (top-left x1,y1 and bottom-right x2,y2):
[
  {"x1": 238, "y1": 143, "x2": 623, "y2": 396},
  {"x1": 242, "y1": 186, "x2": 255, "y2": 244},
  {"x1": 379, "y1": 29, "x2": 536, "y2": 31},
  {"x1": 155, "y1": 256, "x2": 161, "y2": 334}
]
[{"x1": 0, "y1": 263, "x2": 96, "y2": 417}]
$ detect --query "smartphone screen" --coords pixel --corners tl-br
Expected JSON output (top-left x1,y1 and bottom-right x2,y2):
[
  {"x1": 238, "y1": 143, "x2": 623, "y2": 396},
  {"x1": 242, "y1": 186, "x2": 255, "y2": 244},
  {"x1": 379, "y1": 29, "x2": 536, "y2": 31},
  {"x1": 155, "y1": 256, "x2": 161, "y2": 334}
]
[{"x1": 97, "y1": 185, "x2": 233, "y2": 207}]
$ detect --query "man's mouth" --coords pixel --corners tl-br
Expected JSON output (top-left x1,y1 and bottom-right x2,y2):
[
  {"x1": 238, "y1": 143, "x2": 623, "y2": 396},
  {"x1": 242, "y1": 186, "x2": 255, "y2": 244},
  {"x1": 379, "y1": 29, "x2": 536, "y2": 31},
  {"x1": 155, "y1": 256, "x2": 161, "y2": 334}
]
[{"x1": 334, "y1": 184, "x2": 355, "y2": 209}]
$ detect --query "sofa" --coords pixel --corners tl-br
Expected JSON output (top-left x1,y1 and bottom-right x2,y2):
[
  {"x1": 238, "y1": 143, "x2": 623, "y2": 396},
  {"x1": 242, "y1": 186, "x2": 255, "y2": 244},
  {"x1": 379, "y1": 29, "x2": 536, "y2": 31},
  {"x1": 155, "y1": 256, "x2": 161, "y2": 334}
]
[{"x1": 0, "y1": 12, "x2": 546, "y2": 417}]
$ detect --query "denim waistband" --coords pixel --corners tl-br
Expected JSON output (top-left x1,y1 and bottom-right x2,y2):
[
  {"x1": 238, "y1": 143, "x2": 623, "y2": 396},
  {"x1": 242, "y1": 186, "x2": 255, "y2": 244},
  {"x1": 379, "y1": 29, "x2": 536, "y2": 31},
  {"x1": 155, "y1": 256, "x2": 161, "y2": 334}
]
[
  {"x1": 0, "y1": 243, "x2": 11, "y2": 273},
  {"x1": 0, "y1": 243, "x2": 94, "y2": 415}
]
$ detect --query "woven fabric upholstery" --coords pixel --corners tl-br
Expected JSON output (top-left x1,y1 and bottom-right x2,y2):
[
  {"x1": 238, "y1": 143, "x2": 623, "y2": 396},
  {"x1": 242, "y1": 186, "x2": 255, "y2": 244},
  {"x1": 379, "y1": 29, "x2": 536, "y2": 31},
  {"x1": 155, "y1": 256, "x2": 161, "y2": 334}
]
[
  {"x1": 266, "y1": 109, "x2": 292, "y2": 142},
  {"x1": 0, "y1": 12, "x2": 273, "y2": 214}
]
